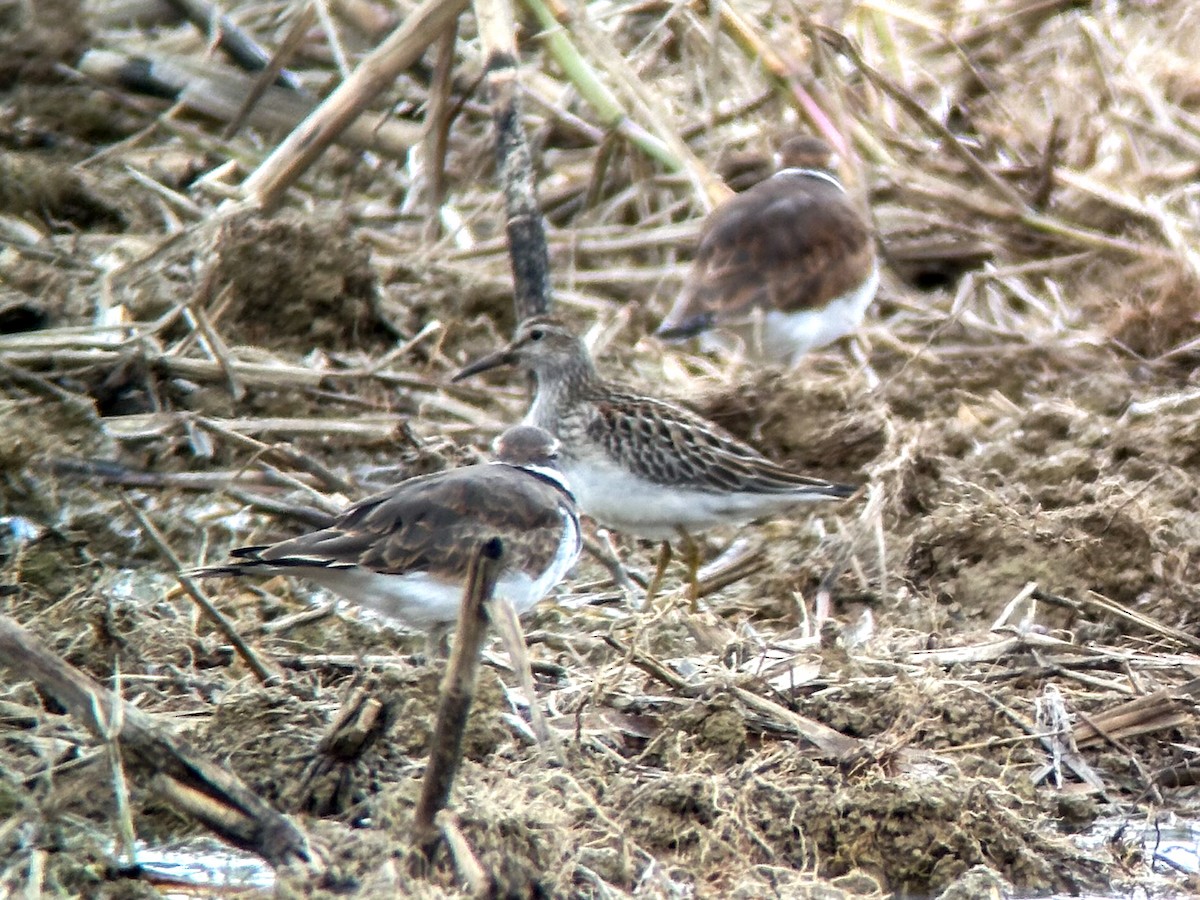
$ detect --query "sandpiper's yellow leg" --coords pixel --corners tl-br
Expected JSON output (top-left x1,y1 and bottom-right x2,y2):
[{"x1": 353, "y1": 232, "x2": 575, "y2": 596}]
[
  {"x1": 644, "y1": 540, "x2": 673, "y2": 607},
  {"x1": 675, "y1": 527, "x2": 702, "y2": 610}
]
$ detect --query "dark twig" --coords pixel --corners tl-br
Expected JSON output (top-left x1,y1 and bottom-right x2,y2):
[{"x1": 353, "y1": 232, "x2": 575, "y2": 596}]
[
  {"x1": 473, "y1": 0, "x2": 552, "y2": 321},
  {"x1": 160, "y1": 0, "x2": 304, "y2": 91},
  {"x1": 223, "y1": 2, "x2": 318, "y2": 139},
  {"x1": 414, "y1": 538, "x2": 502, "y2": 857},
  {"x1": 0, "y1": 615, "x2": 310, "y2": 867},
  {"x1": 120, "y1": 493, "x2": 284, "y2": 685}
]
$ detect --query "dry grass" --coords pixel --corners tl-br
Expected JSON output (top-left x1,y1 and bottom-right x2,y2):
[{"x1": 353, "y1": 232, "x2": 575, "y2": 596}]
[{"x1": 3, "y1": 0, "x2": 1200, "y2": 896}]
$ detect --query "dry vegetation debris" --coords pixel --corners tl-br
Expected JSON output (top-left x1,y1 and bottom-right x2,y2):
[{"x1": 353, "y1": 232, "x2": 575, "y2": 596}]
[{"x1": 3, "y1": 0, "x2": 1200, "y2": 896}]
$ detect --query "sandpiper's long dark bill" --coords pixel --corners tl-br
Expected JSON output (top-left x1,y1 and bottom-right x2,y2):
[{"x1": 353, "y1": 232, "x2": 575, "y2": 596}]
[
  {"x1": 453, "y1": 318, "x2": 857, "y2": 540},
  {"x1": 656, "y1": 136, "x2": 878, "y2": 368},
  {"x1": 190, "y1": 425, "x2": 581, "y2": 628}
]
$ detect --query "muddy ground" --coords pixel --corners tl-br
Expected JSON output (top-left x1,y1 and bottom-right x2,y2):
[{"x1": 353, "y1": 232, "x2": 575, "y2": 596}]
[{"x1": 3, "y1": 0, "x2": 1200, "y2": 896}]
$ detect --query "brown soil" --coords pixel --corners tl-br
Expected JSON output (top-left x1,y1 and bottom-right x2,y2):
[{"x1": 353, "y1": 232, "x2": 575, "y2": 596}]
[{"x1": 3, "y1": 0, "x2": 1200, "y2": 898}]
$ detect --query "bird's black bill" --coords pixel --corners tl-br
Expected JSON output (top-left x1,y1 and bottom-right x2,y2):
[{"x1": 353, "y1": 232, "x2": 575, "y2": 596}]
[
  {"x1": 654, "y1": 313, "x2": 713, "y2": 342},
  {"x1": 451, "y1": 348, "x2": 516, "y2": 382}
]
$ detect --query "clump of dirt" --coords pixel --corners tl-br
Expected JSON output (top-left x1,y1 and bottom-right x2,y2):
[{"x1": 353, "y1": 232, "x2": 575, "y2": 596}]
[
  {"x1": 884, "y1": 380, "x2": 1200, "y2": 626},
  {"x1": 790, "y1": 773, "x2": 1063, "y2": 893},
  {"x1": 378, "y1": 254, "x2": 515, "y2": 344},
  {"x1": 0, "y1": 0, "x2": 89, "y2": 87},
  {"x1": 1102, "y1": 257, "x2": 1200, "y2": 362},
  {"x1": 797, "y1": 675, "x2": 1032, "y2": 754},
  {"x1": 637, "y1": 692, "x2": 750, "y2": 767},
  {"x1": 204, "y1": 212, "x2": 387, "y2": 351},
  {"x1": 610, "y1": 755, "x2": 1100, "y2": 896},
  {"x1": 905, "y1": 490, "x2": 1157, "y2": 622},
  {"x1": 0, "y1": 398, "x2": 109, "y2": 528},
  {"x1": 367, "y1": 764, "x2": 592, "y2": 897},
  {"x1": 0, "y1": 153, "x2": 127, "y2": 231},
  {"x1": 873, "y1": 341, "x2": 1131, "y2": 424},
  {"x1": 935, "y1": 866, "x2": 1013, "y2": 900},
  {"x1": 697, "y1": 366, "x2": 889, "y2": 482}
]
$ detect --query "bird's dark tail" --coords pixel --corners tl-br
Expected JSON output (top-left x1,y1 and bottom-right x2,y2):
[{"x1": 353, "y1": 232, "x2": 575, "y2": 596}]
[
  {"x1": 655, "y1": 311, "x2": 714, "y2": 341},
  {"x1": 187, "y1": 546, "x2": 271, "y2": 578}
]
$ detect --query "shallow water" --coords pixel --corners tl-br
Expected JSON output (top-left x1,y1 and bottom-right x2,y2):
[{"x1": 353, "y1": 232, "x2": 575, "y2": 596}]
[
  {"x1": 132, "y1": 839, "x2": 276, "y2": 895},
  {"x1": 132, "y1": 817, "x2": 1200, "y2": 898}
]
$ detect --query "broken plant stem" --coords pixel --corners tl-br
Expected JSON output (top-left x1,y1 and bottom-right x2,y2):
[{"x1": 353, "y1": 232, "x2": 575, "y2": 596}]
[
  {"x1": 415, "y1": 538, "x2": 502, "y2": 856},
  {"x1": 474, "y1": 0, "x2": 553, "y2": 320},
  {"x1": 242, "y1": 0, "x2": 469, "y2": 208},
  {"x1": 0, "y1": 615, "x2": 310, "y2": 867},
  {"x1": 122, "y1": 493, "x2": 283, "y2": 685}
]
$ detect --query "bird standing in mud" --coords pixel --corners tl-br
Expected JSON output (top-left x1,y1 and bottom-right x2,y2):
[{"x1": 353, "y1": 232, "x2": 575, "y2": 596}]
[
  {"x1": 191, "y1": 425, "x2": 581, "y2": 628},
  {"x1": 454, "y1": 317, "x2": 856, "y2": 596},
  {"x1": 656, "y1": 136, "x2": 878, "y2": 368}
]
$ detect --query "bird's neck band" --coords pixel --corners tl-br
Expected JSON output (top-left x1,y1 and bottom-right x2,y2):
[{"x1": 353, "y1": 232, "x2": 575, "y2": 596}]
[{"x1": 774, "y1": 168, "x2": 846, "y2": 193}]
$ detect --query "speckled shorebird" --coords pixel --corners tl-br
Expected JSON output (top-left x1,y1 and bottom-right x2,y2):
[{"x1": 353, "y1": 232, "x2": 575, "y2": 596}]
[
  {"x1": 453, "y1": 318, "x2": 855, "y2": 550},
  {"x1": 191, "y1": 425, "x2": 581, "y2": 628},
  {"x1": 656, "y1": 136, "x2": 878, "y2": 367}
]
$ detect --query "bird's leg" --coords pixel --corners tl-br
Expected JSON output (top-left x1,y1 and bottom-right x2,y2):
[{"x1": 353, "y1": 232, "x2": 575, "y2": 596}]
[
  {"x1": 644, "y1": 540, "x2": 673, "y2": 607},
  {"x1": 675, "y1": 527, "x2": 702, "y2": 610},
  {"x1": 584, "y1": 527, "x2": 644, "y2": 606},
  {"x1": 749, "y1": 307, "x2": 767, "y2": 360},
  {"x1": 424, "y1": 621, "x2": 453, "y2": 661}
]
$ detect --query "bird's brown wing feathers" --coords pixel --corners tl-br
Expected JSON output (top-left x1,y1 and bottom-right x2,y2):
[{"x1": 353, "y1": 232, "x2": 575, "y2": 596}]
[
  {"x1": 585, "y1": 389, "x2": 854, "y2": 497},
  {"x1": 245, "y1": 465, "x2": 574, "y2": 577},
  {"x1": 664, "y1": 178, "x2": 874, "y2": 331}
]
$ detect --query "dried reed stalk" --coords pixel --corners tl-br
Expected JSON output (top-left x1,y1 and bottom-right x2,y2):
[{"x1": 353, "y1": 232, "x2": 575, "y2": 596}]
[
  {"x1": 242, "y1": 0, "x2": 470, "y2": 208},
  {"x1": 415, "y1": 538, "x2": 502, "y2": 856},
  {"x1": 0, "y1": 615, "x2": 310, "y2": 868},
  {"x1": 474, "y1": 0, "x2": 552, "y2": 320}
]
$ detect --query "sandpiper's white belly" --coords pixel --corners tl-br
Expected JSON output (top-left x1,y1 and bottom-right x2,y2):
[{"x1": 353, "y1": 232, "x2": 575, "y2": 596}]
[
  {"x1": 707, "y1": 262, "x2": 880, "y2": 368},
  {"x1": 562, "y1": 456, "x2": 819, "y2": 539},
  {"x1": 289, "y1": 510, "x2": 581, "y2": 628}
]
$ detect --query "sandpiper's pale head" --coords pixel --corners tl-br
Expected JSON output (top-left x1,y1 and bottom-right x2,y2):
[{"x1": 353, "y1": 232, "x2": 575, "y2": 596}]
[
  {"x1": 491, "y1": 424, "x2": 562, "y2": 468},
  {"x1": 453, "y1": 317, "x2": 588, "y2": 383},
  {"x1": 775, "y1": 135, "x2": 839, "y2": 173}
]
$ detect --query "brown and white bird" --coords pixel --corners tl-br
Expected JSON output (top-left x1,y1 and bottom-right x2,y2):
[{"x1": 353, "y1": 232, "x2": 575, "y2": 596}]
[
  {"x1": 656, "y1": 136, "x2": 878, "y2": 368},
  {"x1": 191, "y1": 425, "x2": 581, "y2": 628},
  {"x1": 453, "y1": 317, "x2": 855, "y2": 542}
]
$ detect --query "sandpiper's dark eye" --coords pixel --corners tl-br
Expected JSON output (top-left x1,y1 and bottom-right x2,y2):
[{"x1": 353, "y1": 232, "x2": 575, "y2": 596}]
[{"x1": 529, "y1": 328, "x2": 545, "y2": 341}]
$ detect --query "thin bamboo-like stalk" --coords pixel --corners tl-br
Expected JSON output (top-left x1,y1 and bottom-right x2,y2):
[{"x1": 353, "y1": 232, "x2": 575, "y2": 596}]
[
  {"x1": 474, "y1": 0, "x2": 553, "y2": 320},
  {"x1": 523, "y1": 0, "x2": 728, "y2": 207},
  {"x1": 241, "y1": 0, "x2": 470, "y2": 209},
  {"x1": 414, "y1": 539, "x2": 501, "y2": 855}
]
